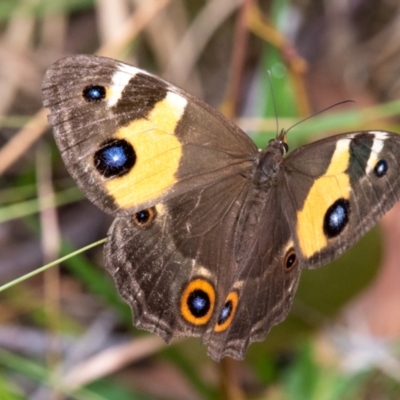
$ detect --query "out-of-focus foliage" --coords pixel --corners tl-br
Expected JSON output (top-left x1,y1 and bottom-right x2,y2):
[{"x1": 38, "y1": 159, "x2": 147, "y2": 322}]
[{"x1": 1, "y1": 0, "x2": 400, "y2": 399}]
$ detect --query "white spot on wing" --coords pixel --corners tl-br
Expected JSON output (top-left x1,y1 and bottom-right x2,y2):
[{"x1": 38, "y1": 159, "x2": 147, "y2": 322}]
[
  {"x1": 165, "y1": 91, "x2": 188, "y2": 119},
  {"x1": 283, "y1": 239, "x2": 294, "y2": 254},
  {"x1": 233, "y1": 280, "x2": 244, "y2": 290},
  {"x1": 336, "y1": 138, "x2": 351, "y2": 154},
  {"x1": 107, "y1": 63, "x2": 143, "y2": 107},
  {"x1": 369, "y1": 131, "x2": 389, "y2": 140},
  {"x1": 195, "y1": 265, "x2": 213, "y2": 279},
  {"x1": 366, "y1": 132, "x2": 387, "y2": 174}
]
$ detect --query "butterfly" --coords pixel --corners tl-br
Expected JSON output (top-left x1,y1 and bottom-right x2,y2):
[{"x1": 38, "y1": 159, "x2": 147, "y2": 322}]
[{"x1": 42, "y1": 54, "x2": 400, "y2": 361}]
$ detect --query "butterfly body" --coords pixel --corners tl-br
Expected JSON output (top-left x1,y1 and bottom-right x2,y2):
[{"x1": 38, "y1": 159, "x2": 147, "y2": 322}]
[{"x1": 42, "y1": 55, "x2": 400, "y2": 361}]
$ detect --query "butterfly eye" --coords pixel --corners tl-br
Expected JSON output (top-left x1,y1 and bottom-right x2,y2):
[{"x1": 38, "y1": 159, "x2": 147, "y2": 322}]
[
  {"x1": 284, "y1": 248, "x2": 298, "y2": 271},
  {"x1": 133, "y1": 207, "x2": 157, "y2": 227},
  {"x1": 82, "y1": 84, "x2": 106, "y2": 102},
  {"x1": 268, "y1": 139, "x2": 289, "y2": 155}
]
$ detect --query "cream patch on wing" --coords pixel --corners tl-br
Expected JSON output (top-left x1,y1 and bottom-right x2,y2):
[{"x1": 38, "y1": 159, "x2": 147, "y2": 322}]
[
  {"x1": 366, "y1": 132, "x2": 388, "y2": 174},
  {"x1": 106, "y1": 64, "x2": 144, "y2": 107}
]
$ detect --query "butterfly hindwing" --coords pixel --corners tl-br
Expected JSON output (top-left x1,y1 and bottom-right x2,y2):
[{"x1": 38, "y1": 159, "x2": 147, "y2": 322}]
[
  {"x1": 206, "y1": 188, "x2": 301, "y2": 360},
  {"x1": 104, "y1": 175, "x2": 252, "y2": 343},
  {"x1": 104, "y1": 168, "x2": 301, "y2": 361}
]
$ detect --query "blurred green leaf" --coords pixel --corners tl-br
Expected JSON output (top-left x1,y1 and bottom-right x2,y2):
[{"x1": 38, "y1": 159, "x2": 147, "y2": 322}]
[
  {"x1": 281, "y1": 343, "x2": 365, "y2": 400},
  {"x1": 86, "y1": 380, "x2": 157, "y2": 400},
  {"x1": 0, "y1": 187, "x2": 83, "y2": 223},
  {"x1": 61, "y1": 242, "x2": 133, "y2": 324},
  {"x1": 0, "y1": 0, "x2": 95, "y2": 21},
  {"x1": 0, "y1": 349, "x2": 106, "y2": 400},
  {"x1": 0, "y1": 371, "x2": 25, "y2": 400}
]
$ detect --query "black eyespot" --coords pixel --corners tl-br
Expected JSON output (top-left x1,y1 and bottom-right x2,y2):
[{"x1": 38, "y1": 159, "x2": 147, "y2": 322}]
[
  {"x1": 187, "y1": 289, "x2": 211, "y2": 318},
  {"x1": 94, "y1": 139, "x2": 136, "y2": 178},
  {"x1": 374, "y1": 159, "x2": 388, "y2": 178},
  {"x1": 133, "y1": 207, "x2": 157, "y2": 227},
  {"x1": 284, "y1": 248, "x2": 298, "y2": 271},
  {"x1": 82, "y1": 85, "x2": 106, "y2": 102},
  {"x1": 323, "y1": 198, "x2": 350, "y2": 238},
  {"x1": 217, "y1": 300, "x2": 233, "y2": 325}
]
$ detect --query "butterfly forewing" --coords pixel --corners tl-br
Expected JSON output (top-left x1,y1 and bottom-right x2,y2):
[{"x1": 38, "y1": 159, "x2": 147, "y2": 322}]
[
  {"x1": 282, "y1": 131, "x2": 400, "y2": 268},
  {"x1": 42, "y1": 55, "x2": 256, "y2": 216}
]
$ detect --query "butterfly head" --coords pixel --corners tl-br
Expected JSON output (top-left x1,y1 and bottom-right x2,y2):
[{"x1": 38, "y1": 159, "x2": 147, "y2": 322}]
[{"x1": 267, "y1": 128, "x2": 289, "y2": 155}]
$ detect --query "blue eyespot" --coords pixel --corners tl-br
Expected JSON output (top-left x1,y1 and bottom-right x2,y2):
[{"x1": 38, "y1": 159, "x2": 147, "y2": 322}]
[
  {"x1": 193, "y1": 296, "x2": 206, "y2": 311},
  {"x1": 82, "y1": 85, "x2": 106, "y2": 102},
  {"x1": 374, "y1": 159, "x2": 388, "y2": 178},
  {"x1": 103, "y1": 146, "x2": 127, "y2": 167},
  {"x1": 323, "y1": 198, "x2": 350, "y2": 238},
  {"x1": 187, "y1": 290, "x2": 210, "y2": 318},
  {"x1": 214, "y1": 291, "x2": 239, "y2": 331},
  {"x1": 218, "y1": 301, "x2": 232, "y2": 325},
  {"x1": 94, "y1": 139, "x2": 136, "y2": 178}
]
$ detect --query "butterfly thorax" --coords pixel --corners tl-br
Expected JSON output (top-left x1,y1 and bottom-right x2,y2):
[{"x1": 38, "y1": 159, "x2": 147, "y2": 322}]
[{"x1": 254, "y1": 139, "x2": 286, "y2": 188}]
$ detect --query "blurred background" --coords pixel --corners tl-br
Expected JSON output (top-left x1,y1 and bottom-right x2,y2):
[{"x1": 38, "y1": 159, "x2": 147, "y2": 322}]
[{"x1": 1, "y1": 0, "x2": 400, "y2": 399}]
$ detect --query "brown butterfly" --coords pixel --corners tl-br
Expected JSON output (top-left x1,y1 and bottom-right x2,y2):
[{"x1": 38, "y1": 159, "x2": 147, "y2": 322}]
[{"x1": 42, "y1": 55, "x2": 400, "y2": 361}]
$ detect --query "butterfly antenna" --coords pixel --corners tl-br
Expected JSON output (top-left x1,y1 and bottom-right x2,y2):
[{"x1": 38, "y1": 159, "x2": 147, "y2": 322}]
[
  {"x1": 266, "y1": 71, "x2": 280, "y2": 138},
  {"x1": 284, "y1": 99, "x2": 356, "y2": 136}
]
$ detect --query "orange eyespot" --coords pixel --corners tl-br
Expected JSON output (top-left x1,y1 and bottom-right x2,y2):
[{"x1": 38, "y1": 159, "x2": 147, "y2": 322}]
[
  {"x1": 214, "y1": 291, "x2": 239, "y2": 332},
  {"x1": 133, "y1": 207, "x2": 157, "y2": 227},
  {"x1": 180, "y1": 279, "x2": 215, "y2": 325},
  {"x1": 284, "y1": 247, "x2": 298, "y2": 271}
]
